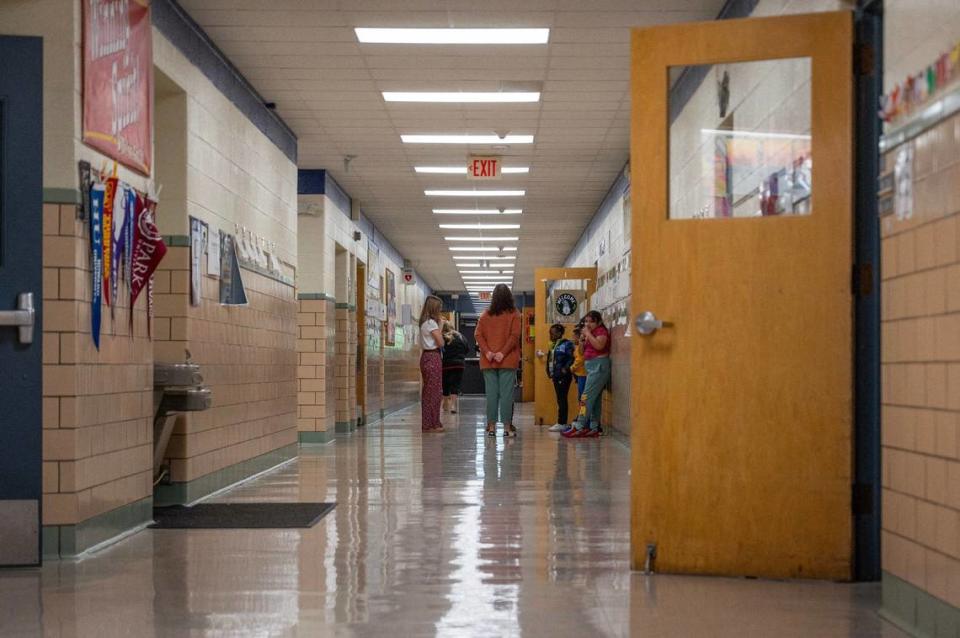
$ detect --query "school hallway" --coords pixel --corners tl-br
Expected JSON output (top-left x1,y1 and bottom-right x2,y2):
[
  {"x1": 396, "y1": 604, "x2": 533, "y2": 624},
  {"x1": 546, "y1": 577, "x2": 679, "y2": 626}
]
[{"x1": 0, "y1": 398, "x2": 900, "y2": 637}]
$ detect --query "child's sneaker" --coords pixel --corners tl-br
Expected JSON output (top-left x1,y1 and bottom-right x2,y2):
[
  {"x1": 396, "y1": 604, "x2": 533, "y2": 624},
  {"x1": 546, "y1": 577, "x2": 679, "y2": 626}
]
[
  {"x1": 561, "y1": 427, "x2": 581, "y2": 438},
  {"x1": 548, "y1": 423, "x2": 566, "y2": 432}
]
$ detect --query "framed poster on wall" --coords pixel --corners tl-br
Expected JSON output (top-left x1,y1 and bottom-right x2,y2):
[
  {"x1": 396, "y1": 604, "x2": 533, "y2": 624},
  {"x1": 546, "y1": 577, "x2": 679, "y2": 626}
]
[{"x1": 82, "y1": 0, "x2": 153, "y2": 176}]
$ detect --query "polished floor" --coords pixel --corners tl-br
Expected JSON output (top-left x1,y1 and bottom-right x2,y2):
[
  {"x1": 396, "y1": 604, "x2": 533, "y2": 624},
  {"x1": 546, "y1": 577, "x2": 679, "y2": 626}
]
[{"x1": 1, "y1": 399, "x2": 903, "y2": 637}]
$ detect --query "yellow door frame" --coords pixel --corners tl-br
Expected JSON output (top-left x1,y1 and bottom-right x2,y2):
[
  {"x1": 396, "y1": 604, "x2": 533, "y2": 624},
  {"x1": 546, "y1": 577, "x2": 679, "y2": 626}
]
[{"x1": 533, "y1": 267, "x2": 596, "y2": 426}]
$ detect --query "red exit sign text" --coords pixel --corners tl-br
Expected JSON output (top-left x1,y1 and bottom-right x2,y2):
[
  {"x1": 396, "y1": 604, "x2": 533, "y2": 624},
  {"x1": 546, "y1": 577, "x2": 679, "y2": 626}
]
[{"x1": 467, "y1": 156, "x2": 501, "y2": 180}]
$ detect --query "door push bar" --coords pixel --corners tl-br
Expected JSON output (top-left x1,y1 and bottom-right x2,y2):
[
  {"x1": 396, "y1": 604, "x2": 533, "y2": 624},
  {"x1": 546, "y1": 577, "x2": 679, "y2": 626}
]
[{"x1": 0, "y1": 292, "x2": 36, "y2": 344}]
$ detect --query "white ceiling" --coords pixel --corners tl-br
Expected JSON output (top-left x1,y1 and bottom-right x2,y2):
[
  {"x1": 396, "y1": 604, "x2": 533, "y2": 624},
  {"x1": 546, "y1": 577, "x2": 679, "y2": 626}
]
[{"x1": 180, "y1": 0, "x2": 726, "y2": 293}]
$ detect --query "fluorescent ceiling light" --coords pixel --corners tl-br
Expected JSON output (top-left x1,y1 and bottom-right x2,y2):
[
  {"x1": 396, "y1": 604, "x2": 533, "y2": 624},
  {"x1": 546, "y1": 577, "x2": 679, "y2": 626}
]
[
  {"x1": 433, "y1": 214, "x2": 523, "y2": 215},
  {"x1": 403, "y1": 134, "x2": 534, "y2": 145},
  {"x1": 417, "y1": 166, "x2": 465, "y2": 174},
  {"x1": 439, "y1": 224, "x2": 520, "y2": 229},
  {"x1": 459, "y1": 270, "x2": 514, "y2": 274},
  {"x1": 454, "y1": 262, "x2": 481, "y2": 267},
  {"x1": 444, "y1": 236, "x2": 518, "y2": 241},
  {"x1": 426, "y1": 190, "x2": 525, "y2": 197},
  {"x1": 463, "y1": 276, "x2": 514, "y2": 281},
  {"x1": 701, "y1": 128, "x2": 811, "y2": 141},
  {"x1": 416, "y1": 166, "x2": 529, "y2": 174},
  {"x1": 449, "y1": 247, "x2": 505, "y2": 252},
  {"x1": 385, "y1": 92, "x2": 539, "y2": 103},
  {"x1": 355, "y1": 27, "x2": 550, "y2": 45},
  {"x1": 452, "y1": 255, "x2": 515, "y2": 260}
]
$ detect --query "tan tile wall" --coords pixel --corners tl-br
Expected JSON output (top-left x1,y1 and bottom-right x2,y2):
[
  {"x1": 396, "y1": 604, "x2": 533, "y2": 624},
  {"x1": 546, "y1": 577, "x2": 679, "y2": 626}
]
[
  {"x1": 154, "y1": 246, "x2": 297, "y2": 483},
  {"x1": 42, "y1": 204, "x2": 153, "y2": 527},
  {"x1": 297, "y1": 299, "x2": 333, "y2": 434},
  {"x1": 382, "y1": 338, "x2": 421, "y2": 416},
  {"x1": 334, "y1": 307, "x2": 358, "y2": 426},
  {"x1": 881, "y1": 112, "x2": 960, "y2": 608}
]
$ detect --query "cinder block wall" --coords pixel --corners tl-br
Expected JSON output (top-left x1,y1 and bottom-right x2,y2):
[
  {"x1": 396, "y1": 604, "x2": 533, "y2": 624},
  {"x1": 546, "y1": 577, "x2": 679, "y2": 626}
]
[
  {"x1": 146, "y1": 26, "x2": 299, "y2": 504},
  {"x1": 880, "y1": 1, "x2": 960, "y2": 632},
  {"x1": 153, "y1": 247, "x2": 298, "y2": 504},
  {"x1": 41, "y1": 203, "x2": 154, "y2": 556},
  {"x1": 880, "y1": 110, "x2": 960, "y2": 623},
  {"x1": 297, "y1": 298, "x2": 335, "y2": 439}
]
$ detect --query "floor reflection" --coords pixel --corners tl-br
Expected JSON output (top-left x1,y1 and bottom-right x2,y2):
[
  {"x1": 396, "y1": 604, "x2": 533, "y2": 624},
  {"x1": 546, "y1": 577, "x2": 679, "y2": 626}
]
[{"x1": 0, "y1": 399, "x2": 901, "y2": 637}]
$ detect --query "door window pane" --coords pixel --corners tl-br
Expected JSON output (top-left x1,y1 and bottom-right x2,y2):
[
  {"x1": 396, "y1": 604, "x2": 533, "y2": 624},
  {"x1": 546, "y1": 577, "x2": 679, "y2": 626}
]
[{"x1": 668, "y1": 57, "x2": 812, "y2": 219}]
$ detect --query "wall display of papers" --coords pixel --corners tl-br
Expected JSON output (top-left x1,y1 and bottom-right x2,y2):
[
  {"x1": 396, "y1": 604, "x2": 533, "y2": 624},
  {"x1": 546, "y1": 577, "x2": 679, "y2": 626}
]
[
  {"x1": 622, "y1": 187, "x2": 632, "y2": 253},
  {"x1": 189, "y1": 217, "x2": 207, "y2": 306},
  {"x1": 207, "y1": 228, "x2": 221, "y2": 278},
  {"x1": 367, "y1": 241, "x2": 381, "y2": 290},
  {"x1": 219, "y1": 234, "x2": 249, "y2": 305},
  {"x1": 367, "y1": 297, "x2": 387, "y2": 322},
  {"x1": 384, "y1": 269, "x2": 397, "y2": 346}
]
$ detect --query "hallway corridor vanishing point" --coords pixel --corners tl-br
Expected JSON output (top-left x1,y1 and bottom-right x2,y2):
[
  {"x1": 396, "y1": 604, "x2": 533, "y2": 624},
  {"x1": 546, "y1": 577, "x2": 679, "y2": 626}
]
[{"x1": 1, "y1": 400, "x2": 902, "y2": 637}]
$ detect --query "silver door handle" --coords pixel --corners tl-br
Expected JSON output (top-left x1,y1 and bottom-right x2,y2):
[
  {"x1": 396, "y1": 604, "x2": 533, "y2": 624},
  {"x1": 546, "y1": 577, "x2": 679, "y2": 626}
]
[
  {"x1": 635, "y1": 310, "x2": 672, "y2": 336},
  {"x1": 0, "y1": 292, "x2": 36, "y2": 344}
]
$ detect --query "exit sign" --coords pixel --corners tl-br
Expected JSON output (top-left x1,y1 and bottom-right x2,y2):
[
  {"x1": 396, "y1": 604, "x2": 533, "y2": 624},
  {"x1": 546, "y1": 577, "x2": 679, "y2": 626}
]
[{"x1": 467, "y1": 156, "x2": 501, "y2": 180}]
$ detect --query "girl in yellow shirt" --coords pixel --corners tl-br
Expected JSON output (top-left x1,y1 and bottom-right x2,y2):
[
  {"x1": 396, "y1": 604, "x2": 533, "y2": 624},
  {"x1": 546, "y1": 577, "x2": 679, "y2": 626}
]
[{"x1": 570, "y1": 325, "x2": 587, "y2": 409}]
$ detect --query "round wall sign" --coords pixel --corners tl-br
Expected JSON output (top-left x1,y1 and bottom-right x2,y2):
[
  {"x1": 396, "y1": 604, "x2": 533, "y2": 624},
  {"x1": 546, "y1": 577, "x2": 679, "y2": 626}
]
[{"x1": 555, "y1": 293, "x2": 578, "y2": 318}]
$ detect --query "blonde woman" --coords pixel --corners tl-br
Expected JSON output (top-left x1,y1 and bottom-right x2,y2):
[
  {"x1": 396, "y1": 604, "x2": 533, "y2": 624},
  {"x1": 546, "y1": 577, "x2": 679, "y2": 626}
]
[{"x1": 419, "y1": 295, "x2": 445, "y2": 432}]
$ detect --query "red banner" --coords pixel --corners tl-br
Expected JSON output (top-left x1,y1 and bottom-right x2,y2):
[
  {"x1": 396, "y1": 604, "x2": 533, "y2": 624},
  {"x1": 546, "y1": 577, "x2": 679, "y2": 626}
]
[{"x1": 82, "y1": 0, "x2": 153, "y2": 176}]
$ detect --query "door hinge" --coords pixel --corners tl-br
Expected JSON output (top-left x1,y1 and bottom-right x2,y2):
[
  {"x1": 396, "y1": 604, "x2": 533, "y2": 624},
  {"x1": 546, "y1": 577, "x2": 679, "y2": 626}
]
[
  {"x1": 852, "y1": 263, "x2": 874, "y2": 297},
  {"x1": 856, "y1": 43, "x2": 876, "y2": 77},
  {"x1": 852, "y1": 483, "x2": 874, "y2": 516}
]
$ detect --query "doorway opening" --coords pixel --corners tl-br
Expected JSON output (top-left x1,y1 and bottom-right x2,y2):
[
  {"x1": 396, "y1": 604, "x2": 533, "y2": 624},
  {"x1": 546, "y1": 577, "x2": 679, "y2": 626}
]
[
  {"x1": 355, "y1": 261, "x2": 366, "y2": 426},
  {"x1": 151, "y1": 68, "x2": 188, "y2": 487},
  {"x1": 532, "y1": 268, "x2": 596, "y2": 428}
]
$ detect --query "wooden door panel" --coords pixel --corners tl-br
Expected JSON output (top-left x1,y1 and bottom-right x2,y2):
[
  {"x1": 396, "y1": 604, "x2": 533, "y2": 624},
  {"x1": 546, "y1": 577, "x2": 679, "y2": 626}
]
[{"x1": 630, "y1": 12, "x2": 853, "y2": 580}]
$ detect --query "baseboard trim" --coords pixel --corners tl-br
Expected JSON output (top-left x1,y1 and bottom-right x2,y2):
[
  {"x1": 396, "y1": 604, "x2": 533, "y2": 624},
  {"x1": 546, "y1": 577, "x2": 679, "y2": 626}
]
[
  {"x1": 881, "y1": 571, "x2": 960, "y2": 638},
  {"x1": 299, "y1": 430, "x2": 335, "y2": 444},
  {"x1": 42, "y1": 496, "x2": 153, "y2": 559},
  {"x1": 154, "y1": 444, "x2": 298, "y2": 506}
]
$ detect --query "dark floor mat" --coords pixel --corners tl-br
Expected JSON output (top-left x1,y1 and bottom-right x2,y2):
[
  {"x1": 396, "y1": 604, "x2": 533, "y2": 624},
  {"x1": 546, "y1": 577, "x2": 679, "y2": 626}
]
[{"x1": 150, "y1": 502, "x2": 335, "y2": 529}]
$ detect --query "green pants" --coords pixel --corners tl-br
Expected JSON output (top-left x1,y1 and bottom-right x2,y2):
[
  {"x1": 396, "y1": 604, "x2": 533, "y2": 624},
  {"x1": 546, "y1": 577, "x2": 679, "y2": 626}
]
[
  {"x1": 576, "y1": 357, "x2": 611, "y2": 431},
  {"x1": 483, "y1": 369, "x2": 516, "y2": 425}
]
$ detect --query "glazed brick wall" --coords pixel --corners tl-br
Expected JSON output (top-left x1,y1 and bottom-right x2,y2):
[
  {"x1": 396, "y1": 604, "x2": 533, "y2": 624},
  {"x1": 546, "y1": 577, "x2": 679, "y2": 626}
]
[
  {"x1": 880, "y1": 111, "x2": 960, "y2": 607},
  {"x1": 297, "y1": 298, "x2": 335, "y2": 434},
  {"x1": 154, "y1": 246, "x2": 297, "y2": 483},
  {"x1": 41, "y1": 203, "x2": 153, "y2": 527}
]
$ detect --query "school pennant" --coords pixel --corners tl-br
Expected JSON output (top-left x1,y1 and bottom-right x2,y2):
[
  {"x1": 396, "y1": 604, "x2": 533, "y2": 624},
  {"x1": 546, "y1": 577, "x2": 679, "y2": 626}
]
[
  {"x1": 102, "y1": 177, "x2": 118, "y2": 307},
  {"x1": 130, "y1": 194, "x2": 167, "y2": 335},
  {"x1": 89, "y1": 183, "x2": 105, "y2": 349},
  {"x1": 111, "y1": 184, "x2": 129, "y2": 319}
]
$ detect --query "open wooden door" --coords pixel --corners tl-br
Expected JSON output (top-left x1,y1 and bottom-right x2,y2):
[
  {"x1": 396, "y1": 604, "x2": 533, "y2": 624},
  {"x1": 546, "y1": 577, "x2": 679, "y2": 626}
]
[{"x1": 630, "y1": 12, "x2": 854, "y2": 580}]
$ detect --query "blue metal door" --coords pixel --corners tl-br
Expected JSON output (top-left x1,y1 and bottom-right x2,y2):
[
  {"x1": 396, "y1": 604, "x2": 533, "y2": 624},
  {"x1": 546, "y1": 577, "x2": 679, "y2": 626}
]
[{"x1": 0, "y1": 35, "x2": 43, "y2": 567}]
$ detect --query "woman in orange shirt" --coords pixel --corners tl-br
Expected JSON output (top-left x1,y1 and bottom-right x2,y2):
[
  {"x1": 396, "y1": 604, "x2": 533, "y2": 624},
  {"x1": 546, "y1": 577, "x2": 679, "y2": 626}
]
[{"x1": 474, "y1": 284, "x2": 521, "y2": 438}]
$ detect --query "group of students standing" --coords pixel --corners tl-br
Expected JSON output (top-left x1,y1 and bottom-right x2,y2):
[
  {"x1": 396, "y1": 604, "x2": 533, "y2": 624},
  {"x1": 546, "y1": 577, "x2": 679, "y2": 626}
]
[
  {"x1": 417, "y1": 283, "x2": 610, "y2": 437},
  {"x1": 542, "y1": 310, "x2": 611, "y2": 437}
]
